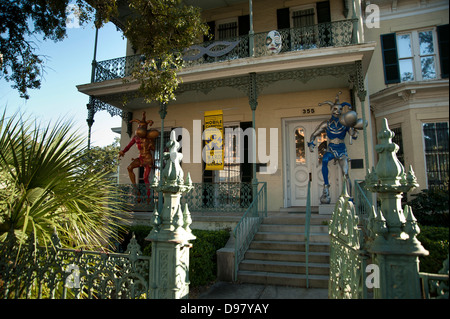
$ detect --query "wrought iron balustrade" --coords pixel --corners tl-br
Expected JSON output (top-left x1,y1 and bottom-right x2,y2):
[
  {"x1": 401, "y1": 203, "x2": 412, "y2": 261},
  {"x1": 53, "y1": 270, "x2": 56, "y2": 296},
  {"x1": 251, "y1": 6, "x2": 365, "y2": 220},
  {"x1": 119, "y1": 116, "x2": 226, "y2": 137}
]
[
  {"x1": 94, "y1": 54, "x2": 145, "y2": 82},
  {"x1": 116, "y1": 182, "x2": 255, "y2": 213},
  {"x1": 253, "y1": 19, "x2": 356, "y2": 56},
  {"x1": 419, "y1": 256, "x2": 449, "y2": 299},
  {"x1": 93, "y1": 19, "x2": 357, "y2": 82},
  {"x1": 0, "y1": 232, "x2": 151, "y2": 299}
]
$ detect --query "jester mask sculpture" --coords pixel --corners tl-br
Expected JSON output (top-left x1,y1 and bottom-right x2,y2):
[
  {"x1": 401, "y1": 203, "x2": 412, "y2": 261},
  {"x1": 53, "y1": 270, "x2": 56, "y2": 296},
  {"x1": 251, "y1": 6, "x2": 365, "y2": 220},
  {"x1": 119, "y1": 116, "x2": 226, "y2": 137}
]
[
  {"x1": 308, "y1": 92, "x2": 366, "y2": 204},
  {"x1": 119, "y1": 112, "x2": 160, "y2": 188}
]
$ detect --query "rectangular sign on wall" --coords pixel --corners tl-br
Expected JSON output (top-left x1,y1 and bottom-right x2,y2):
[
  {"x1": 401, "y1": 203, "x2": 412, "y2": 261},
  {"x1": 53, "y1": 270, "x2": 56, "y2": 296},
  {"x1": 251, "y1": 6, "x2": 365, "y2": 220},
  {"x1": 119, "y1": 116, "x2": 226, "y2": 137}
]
[{"x1": 204, "y1": 110, "x2": 224, "y2": 170}]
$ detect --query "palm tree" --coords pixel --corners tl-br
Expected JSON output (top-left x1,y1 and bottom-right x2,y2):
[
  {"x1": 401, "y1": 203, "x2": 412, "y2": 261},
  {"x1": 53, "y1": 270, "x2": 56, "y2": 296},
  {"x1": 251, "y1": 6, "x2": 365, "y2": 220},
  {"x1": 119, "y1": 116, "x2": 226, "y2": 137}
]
[{"x1": 0, "y1": 111, "x2": 126, "y2": 251}]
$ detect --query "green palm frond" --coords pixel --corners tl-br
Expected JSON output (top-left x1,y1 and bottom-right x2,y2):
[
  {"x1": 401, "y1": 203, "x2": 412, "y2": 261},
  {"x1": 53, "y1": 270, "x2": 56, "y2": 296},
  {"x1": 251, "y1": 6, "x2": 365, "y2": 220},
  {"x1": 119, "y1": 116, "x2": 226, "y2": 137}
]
[{"x1": 0, "y1": 111, "x2": 126, "y2": 251}]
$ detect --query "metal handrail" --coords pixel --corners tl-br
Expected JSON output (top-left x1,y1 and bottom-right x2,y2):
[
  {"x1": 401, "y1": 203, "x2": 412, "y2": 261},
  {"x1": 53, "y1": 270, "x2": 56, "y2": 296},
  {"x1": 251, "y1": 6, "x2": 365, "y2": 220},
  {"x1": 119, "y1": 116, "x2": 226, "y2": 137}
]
[
  {"x1": 305, "y1": 174, "x2": 312, "y2": 288},
  {"x1": 354, "y1": 179, "x2": 372, "y2": 216},
  {"x1": 232, "y1": 182, "x2": 267, "y2": 281}
]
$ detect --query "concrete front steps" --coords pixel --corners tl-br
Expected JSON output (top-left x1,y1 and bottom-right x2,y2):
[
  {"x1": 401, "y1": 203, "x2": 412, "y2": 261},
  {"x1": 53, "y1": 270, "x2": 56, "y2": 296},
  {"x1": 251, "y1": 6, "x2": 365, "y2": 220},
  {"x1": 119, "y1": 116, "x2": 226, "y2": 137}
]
[{"x1": 236, "y1": 212, "x2": 331, "y2": 289}]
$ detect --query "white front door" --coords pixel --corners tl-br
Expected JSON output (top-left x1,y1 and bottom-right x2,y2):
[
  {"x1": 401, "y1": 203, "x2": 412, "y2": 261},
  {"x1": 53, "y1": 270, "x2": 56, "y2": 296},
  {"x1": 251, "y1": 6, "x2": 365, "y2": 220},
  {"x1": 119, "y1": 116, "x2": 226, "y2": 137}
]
[{"x1": 285, "y1": 119, "x2": 341, "y2": 207}]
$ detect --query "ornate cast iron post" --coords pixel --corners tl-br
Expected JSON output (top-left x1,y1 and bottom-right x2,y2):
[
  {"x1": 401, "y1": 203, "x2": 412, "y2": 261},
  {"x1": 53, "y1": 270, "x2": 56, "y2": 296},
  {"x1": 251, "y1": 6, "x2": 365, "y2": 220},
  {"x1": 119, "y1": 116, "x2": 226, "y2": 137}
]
[
  {"x1": 86, "y1": 98, "x2": 95, "y2": 150},
  {"x1": 354, "y1": 60, "x2": 370, "y2": 170},
  {"x1": 145, "y1": 130, "x2": 195, "y2": 299},
  {"x1": 249, "y1": 72, "x2": 259, "y2": 201},
  {"x1": 365, "y1": 118, "x2": 428, "y2": 299},
  {"x1": 249, "y1": 0, "x2": 255, "y2": 57},
  {"x1": 86, "y1": 27, "x2": 99, "y2": 150},
  {"x1": 158, "y1": 102, "x2": 168, "y2": 212}
]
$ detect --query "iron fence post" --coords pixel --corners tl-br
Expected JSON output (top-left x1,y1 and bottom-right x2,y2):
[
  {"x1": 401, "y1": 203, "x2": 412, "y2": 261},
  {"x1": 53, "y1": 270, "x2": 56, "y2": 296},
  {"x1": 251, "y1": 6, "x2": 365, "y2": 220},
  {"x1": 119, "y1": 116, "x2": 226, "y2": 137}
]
[
  {"x1": 145, "y1": 131, "x2": 195, "y2": 299},
  {"x1": 365, "y1": 118, "x2": 428, "y2": 299}
]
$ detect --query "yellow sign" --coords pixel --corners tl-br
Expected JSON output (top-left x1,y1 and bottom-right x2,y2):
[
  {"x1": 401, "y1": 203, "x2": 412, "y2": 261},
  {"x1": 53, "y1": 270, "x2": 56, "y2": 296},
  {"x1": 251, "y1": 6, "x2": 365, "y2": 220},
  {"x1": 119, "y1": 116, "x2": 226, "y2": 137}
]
[{"x1": 204, "y1": 110, "x2": 224, "y2": 170}]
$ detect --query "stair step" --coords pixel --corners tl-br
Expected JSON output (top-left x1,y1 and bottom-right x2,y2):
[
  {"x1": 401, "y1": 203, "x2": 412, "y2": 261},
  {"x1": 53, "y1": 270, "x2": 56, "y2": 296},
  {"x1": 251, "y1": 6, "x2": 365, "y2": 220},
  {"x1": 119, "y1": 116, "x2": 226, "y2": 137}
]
[
  {"x1": 254, "y1": 231, "x2": 329, "y2": 243},
  {"x1": 264, "y1": 214, "x2": 330, "y2": 226},
  {"x1": 236, "y1": 212, "x2": 331, "y2": 288},
  {"x1": 237, "y1": 270, "x2": 329, "y2": 289},
  {"x1": 239, "y1": 259, "x2": 329, "y2": 275},
  {"x1": 249, "y1": 240, "x2": 330, "y2": 252},
  {"x1": 244, "y1": 249, "x2": 329, "y2": 263},
  {"x1": 259, "y1": 224, "x2": 328, "y2": 233}
]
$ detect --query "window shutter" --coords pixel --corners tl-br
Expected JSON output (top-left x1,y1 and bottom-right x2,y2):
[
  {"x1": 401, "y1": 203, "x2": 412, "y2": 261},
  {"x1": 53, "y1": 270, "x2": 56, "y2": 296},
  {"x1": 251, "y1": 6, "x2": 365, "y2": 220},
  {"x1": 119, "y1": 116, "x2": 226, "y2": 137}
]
[
  {"x1": 317, "y1": 1, "x2": 332, "y2": 46},
  {"x1": 316, "y1": 1, "x2": 331, "y2": 23},
  {"x1": 238, "y1": 15, "x2": 250, "y2": 57},
  {"x1": 277, "y1": 8, "x2": 291, "y2": 52},
  {"x1": 381, "y1": 33, "x2": 400, "y2": 84},
  {"x1": 204, "y1": 21, "x2": 215, "y2": 42},
  {"x1": 238, "y1": 15, "x2": 250, "y2": 36},
  {"x1": 239, "y1": 121, "x2": 253, "y2": 204},
  {"x1": 239, "y1": 121, "x2": 253, "y2": 183},
  {"x1": 437, "y1": 24, "x2": 449, "y2": 78},
  {"x1": 277, "y1": 8, "x2": 290, "y2": 29}
]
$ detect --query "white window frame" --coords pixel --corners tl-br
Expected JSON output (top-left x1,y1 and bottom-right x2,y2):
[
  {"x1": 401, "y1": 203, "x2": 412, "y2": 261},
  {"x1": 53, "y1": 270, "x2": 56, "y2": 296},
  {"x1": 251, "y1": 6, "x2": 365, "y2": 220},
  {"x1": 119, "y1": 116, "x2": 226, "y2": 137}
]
[{"x1": 396, "y1": 28, "x2": 442, "y2": 82}]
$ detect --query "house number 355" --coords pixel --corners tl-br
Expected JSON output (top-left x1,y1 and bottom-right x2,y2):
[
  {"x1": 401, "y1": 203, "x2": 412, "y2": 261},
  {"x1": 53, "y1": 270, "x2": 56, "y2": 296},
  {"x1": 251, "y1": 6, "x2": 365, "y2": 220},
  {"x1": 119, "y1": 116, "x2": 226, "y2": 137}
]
[{"x1": 302, "y1": 108, "x2": 315, "y2": 114}]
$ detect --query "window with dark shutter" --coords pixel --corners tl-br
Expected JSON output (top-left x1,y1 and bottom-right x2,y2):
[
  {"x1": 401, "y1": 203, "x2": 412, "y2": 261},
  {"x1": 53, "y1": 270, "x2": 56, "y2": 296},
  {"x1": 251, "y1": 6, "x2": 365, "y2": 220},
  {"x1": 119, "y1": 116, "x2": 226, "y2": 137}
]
[
  {"x1": 277, "y1": 8, "x2": 291, "y2": 52},
  {"x1": 381, "y1": 33, "x2": 401, "y2": 84},
  {"x1": 437, "y1": 24, "x2": 449, "y2": 78},
  {"x1": 238, "y1": 15, "x2": 250, "y2": 57},
  {"x1": 317, "y1": 1, "x2": 331, "y2": 46},
  {"x1": 316, "y1": 1, "x2": 331, "y2": 23},
  {"x1": 277, "y1": 8, "x2": 291, "y2": 29},
  {"x1": 238, "y1": 15, "x2": 250, "y2": 36},
  {"x1": 239, "y1": 121, "x2": 253, "y2": 204}
]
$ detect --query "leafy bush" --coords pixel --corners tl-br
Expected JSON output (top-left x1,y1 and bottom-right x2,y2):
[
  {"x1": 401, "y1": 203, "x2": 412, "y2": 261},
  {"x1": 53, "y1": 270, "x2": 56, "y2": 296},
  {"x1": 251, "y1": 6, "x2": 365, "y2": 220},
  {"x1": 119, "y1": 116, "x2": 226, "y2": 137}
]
[
  {"x1": 118, "y1": 226, "x2": 230, "y2": 287},
  {"x1": 190, "y1": 229, "x2": 230, "y2": 287},
  {"x1": 120, "y1": 225, "x2": 153, "y2": 252},
  {"x1": 417, "y1": 226, "x2": 449, "y2": 274},
  {"x1": 407, "y1": 189, "x2": 449, "y2": 227}
]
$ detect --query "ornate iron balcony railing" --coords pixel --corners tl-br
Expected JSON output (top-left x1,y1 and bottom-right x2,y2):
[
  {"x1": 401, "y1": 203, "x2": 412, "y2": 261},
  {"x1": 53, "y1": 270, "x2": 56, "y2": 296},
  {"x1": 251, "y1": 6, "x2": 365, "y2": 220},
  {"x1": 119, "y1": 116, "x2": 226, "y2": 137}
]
[
  {"x1": 117, "y1": 182, "x2": 257, "y2": 213},
  {"x1": 93, "y1": 19, "x2": 357, "y2": 83}
]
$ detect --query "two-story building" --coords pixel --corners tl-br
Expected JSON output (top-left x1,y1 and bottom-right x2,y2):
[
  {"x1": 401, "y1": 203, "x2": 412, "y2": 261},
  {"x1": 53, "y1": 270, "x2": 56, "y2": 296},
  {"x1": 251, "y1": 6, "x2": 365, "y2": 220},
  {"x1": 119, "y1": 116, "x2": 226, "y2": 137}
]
[
  {"x1": 364, "y1": 0, "x2": 448, "y2": 194},
  {"x1": 78, "y1": 0, "x2": 383, "y2": 213},
  {"x1": 76, "y1": 0, "x2": 448, "y2": 288}
]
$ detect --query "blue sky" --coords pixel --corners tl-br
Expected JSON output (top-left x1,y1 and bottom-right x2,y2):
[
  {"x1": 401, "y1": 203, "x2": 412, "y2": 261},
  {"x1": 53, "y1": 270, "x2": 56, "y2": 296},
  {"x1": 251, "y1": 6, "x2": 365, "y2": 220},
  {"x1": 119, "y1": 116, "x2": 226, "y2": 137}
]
[{"x1": 0, "y1": 20, "x2": 127, "y2": 147}]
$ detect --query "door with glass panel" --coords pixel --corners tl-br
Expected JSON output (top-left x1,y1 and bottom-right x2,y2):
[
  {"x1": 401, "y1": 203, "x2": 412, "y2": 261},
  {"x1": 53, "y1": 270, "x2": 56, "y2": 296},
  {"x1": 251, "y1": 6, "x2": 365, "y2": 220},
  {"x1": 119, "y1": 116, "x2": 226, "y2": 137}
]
[{"x1": 286, "y1": 120, "x2": 340, "y2": 207}]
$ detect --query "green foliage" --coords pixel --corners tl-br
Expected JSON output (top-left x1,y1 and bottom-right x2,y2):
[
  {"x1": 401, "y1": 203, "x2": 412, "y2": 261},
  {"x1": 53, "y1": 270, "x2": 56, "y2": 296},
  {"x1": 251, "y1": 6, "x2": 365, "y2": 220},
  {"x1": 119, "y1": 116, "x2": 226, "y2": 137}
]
[
  {"x1": 123, "y1": 0, "x2": 208, "y2": 104},
  {"x1": 1, "y1": 0, "x2": 207, "y2": 104},
  {"x1": 407, "y1": 188, "x2": 449, "y2": 226},
  {"x1": 189, "y1": 229, "x2": 230, "y2": 287},
  {"x1": 120, "y1": 224, "x2": 153, "y2": 253},
  {"x1": 119, "y1": 226, "x2": 230, "y2": 287},
  {"x1": 418, "y1": 226, "x2": 449, "y2": 273},
  {"x1": 80, "y1": 137, "x2": 120, "y2": 177},
  {"x1": 0, "y1": 111, "x2": 126, "y2": 250},
  {"x1": 0, "y1": 0, "x2": 114, "y2": 99}
]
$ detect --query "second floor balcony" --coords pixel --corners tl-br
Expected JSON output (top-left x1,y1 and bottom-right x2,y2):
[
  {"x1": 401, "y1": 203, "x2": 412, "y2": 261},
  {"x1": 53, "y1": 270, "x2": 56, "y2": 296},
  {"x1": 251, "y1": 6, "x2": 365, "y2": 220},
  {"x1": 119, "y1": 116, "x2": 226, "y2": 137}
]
[{"x1": 93, "y1": 19, "x2": 358, "y2": 83}]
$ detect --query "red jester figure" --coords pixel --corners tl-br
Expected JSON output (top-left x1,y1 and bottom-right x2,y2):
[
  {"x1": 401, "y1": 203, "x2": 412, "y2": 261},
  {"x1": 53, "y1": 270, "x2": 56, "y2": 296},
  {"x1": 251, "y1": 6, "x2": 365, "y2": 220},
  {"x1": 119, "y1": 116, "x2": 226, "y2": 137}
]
[{"x1": 119, "y1": 112, "x2": 160, "y2": 200}]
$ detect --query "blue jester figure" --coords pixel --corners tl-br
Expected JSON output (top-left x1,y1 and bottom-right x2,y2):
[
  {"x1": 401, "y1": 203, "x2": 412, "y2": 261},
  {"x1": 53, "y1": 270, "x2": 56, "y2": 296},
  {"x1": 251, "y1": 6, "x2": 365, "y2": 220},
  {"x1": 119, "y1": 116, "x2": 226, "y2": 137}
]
[{"x1": 308, "y1": 92, "x2": 366, "y2": 204}]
